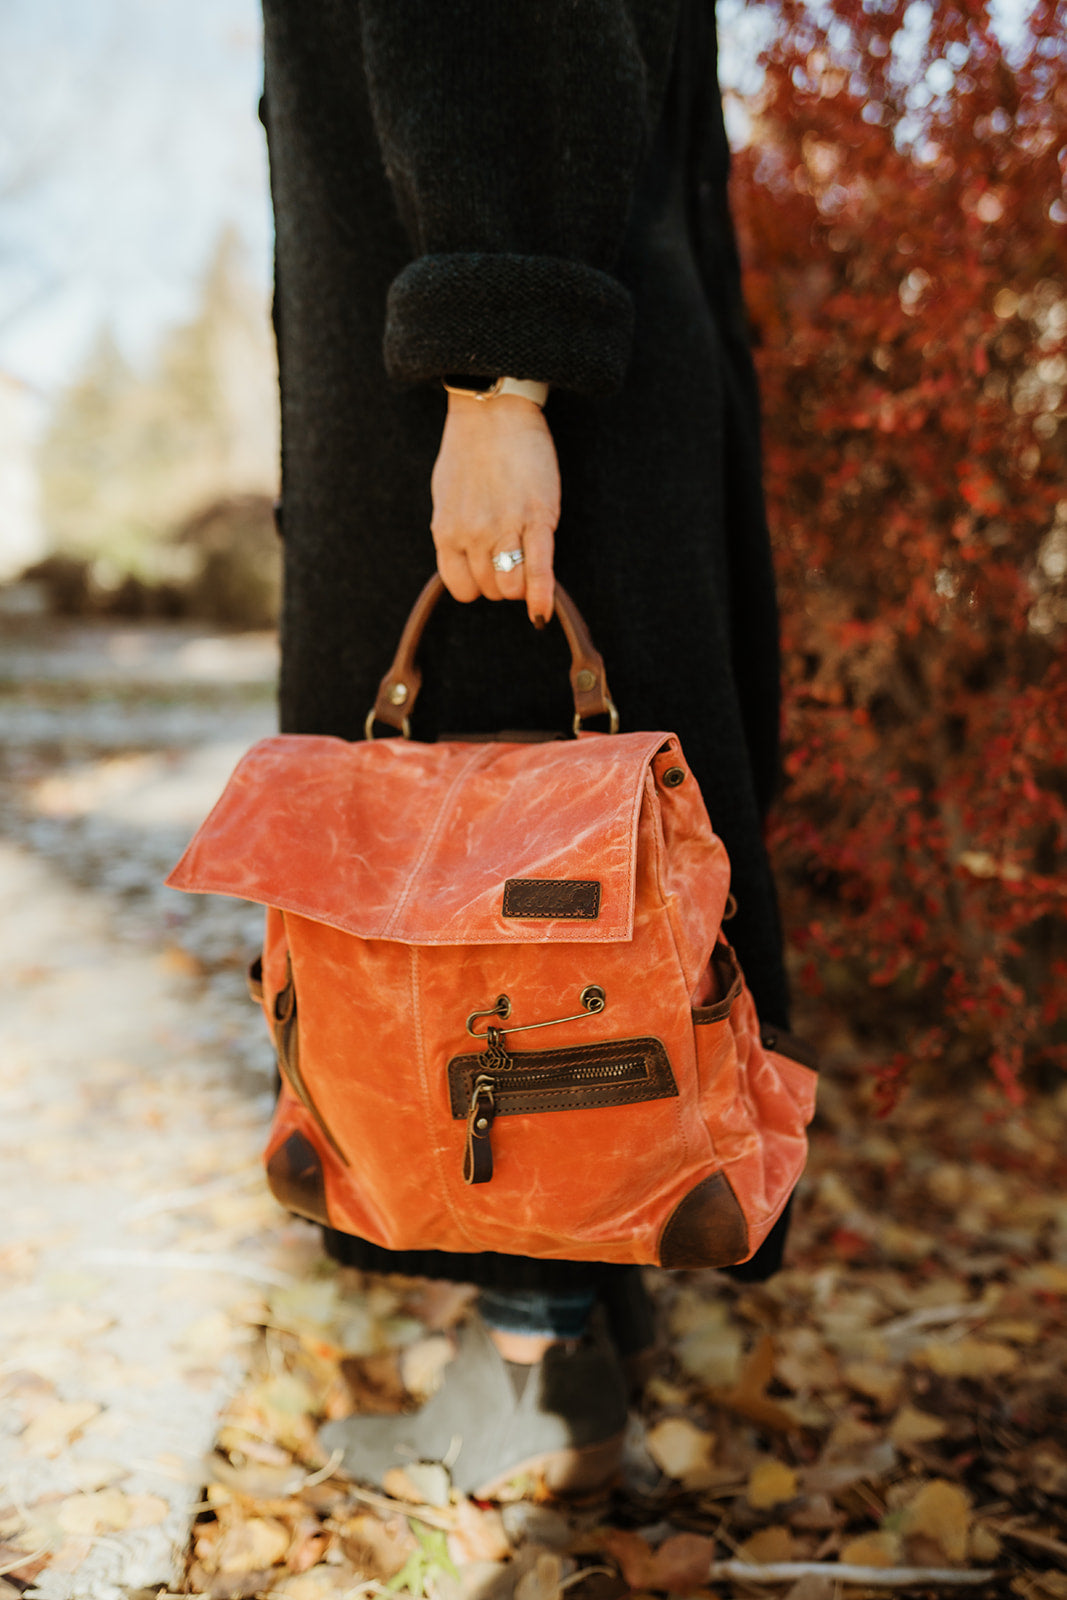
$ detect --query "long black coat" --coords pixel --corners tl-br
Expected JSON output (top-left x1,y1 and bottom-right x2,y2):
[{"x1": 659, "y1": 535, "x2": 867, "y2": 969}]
[{"x1": 261, "y1": 0, "x2": 791, "y2": 1288}]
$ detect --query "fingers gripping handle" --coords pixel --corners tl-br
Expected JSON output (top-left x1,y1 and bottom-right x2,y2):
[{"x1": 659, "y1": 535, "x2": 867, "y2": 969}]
[{"x1": 365, "y1": 574, "x2": 618, "y2": 739}]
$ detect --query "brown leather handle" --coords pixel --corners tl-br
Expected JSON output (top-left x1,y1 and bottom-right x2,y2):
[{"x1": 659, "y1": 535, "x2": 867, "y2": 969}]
[{"x1": 365, "y1": 575, "x2": 618, "y2": 739}]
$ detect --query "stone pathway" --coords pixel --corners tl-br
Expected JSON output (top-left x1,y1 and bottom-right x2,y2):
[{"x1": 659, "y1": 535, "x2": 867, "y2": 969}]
[{"x1": 0, "y1": 616, "x2": 315, "y2": 1598}]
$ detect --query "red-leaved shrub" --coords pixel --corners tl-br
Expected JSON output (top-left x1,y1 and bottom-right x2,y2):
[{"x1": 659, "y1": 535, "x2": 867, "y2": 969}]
[{"x1": 731, "y1": 0, "x2": 1067, "y2": 1098}]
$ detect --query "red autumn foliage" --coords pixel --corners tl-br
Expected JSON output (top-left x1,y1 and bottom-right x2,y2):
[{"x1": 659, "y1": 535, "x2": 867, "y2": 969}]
[{"x1": 730, "y1": 0, "x2": 1067, "y2": 1099}]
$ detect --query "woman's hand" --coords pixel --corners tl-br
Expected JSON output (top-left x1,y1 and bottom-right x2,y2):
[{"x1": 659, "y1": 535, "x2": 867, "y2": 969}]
[{"x1": 431, "y1": 392, "x2": 559, "y2": 624}]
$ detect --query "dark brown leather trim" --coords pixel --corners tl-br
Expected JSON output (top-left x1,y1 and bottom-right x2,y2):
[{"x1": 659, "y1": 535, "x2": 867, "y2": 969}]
[
  {"x1": 266, "y1": 1130, "x2": 331, "y2": 1226},
  {"x1": 760, "y1": 1027, "x2": 820, "y2": 1073},
  {"x1": 658, "y1": 1171, "x2": 750, "y2": 1269},
  {"x1": 502, "y1": 879, "x2": 601, "y2": 919},
  {"x1": 692, "y1": 944, "x2": 743, "y2": 1024},
  {"x1": 448, "y1": 1037, "x2": 677, "y2": 1118}
]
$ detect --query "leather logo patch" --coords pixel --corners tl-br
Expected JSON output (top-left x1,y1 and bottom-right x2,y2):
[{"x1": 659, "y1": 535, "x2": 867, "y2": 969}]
[{"x1": 502, "y1": 879, "x2": 601, "y2": 919}]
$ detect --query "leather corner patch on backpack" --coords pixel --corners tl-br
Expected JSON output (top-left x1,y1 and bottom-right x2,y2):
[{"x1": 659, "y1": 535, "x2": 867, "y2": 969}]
[{"x1": 502, "y1": 879, "x2": 601, "y2": 919}]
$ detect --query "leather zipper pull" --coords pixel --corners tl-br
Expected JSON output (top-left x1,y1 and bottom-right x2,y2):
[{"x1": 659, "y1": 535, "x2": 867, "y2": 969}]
[{"x1": 463, "y1": 1075, "x2": 496, "y2": 1185}]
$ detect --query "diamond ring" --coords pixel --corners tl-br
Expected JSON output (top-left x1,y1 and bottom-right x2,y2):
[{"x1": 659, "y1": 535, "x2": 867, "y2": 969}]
[{"x1": 491, "y1": 549, "x2": 525, "y2": 574}]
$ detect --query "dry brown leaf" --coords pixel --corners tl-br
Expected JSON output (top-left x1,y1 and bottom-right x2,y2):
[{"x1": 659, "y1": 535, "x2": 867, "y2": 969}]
[
  {"x1": 118, "y1": 1494, "x2": 166, "y2": 1532},
  {"x1": 645, "y1": 1417, "x2": 716, "y2": 1488},
  {"x1": 604, "y1": 1530, "x2": 715, "y2": 1594},
  {"x1": 400, "y1": 1335, "x2": 454, "y2": 1399},
  {"x1": 738, "y1": 1526, "x2": 798, "y2": 1564},
  {"x1": 213, "y1": 1515, "x2": 291, "y2": 1576},
  {"x1": 889, "y1": 1404, "x2": 948, "y2": 1446},
  {"x1": 337, "y1": 1511, "x2": 416, "y2": 1580},
  {"x1": 672, "y1": 1296, "x2": 744, "y2": 1389},
  {"x1": 1019, "y1": 1264, "x2": 1067, "y2": 1294},
  {"x1": 21, "y1": 1399, "x2": 100, "y2": 1456},
  {"x1": 970, "y1": 1525, "x2": 1002, "y2": 1562},
  {"x1": 56, "y1": 1488, "x2": 132, "y2": 1536},
  {"x1": 449, "y1": 1499, "x2": 511, "y2": 1565},
  {"x1": 1024, "y1": 1442, "x2": 1067, "y2": 1497},
  {"x1": 1012, "y1": 1575, "x2": 1067, "y2": 1600},
  {"x1": 716, "y1": 1335, "x2": 800, "y2": 1432},
  {"x1": 775, "y1": 1328, "x2": 839, "y2": 1393},
  {"x1": 913, "y1": 1337, "x2": 1018, "y2": 1378},
  {"x1": 804, "y1": 1416, "x2": 897, "y2": 1494},
  {"x1": 285, "y1": 1515, "x2": 331, "y2": 1575},
  {"x1": 601, "y1": 1530, "x2": 658, "y2": 1590},
  {"x1": 788, "y1": 1494, "x2": 843, "y2": 1532},
  {"x1": 382, "y1": 1461, "x2": 451, "y2": 1508},
  {"x1": 876, "y1": 1222, "x2": 937, "y2": 1263},
  {"x1": 648, "y1": 1534, "x2": 716, "y2": 1592},
  {"x1": 186, "y1": 1558, "x2": 278, "y2": 1600},
  {"x1": 900, "y1": 1479, "x2": 972, "y2": 1563},
  {"x1": 839, "y1": 1531, "x2": 902, "y2": 1567},
  {"x1": 841, "y1": 1360, "x2": 902, "y2": 1409},
  {"x1": 644, "y1": 1374, "x2": 689, "y2": 1407},
  {"x1": 339, "y1": 1351, "x2": 408, "y2": 1414},
  {"x1": 984, "y1": 1318, "x2": 1041, "y2": 1344},
  {"x1": 747, "y1": 1458, "x2": 799, "y2": 1510}
]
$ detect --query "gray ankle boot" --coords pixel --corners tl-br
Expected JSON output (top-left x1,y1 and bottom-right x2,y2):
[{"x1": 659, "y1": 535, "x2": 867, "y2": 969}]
[{"x1": 319, "y1": 1313, "x2": 628, "y2": 1500}]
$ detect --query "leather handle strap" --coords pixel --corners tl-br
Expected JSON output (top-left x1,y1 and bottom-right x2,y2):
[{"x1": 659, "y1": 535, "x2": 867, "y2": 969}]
[{"x1": 366, "y1": 574, "x2": 618, "y2": 738}]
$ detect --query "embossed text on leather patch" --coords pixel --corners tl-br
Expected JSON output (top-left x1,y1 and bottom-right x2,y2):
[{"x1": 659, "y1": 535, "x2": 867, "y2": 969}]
[{"x1": 502, "y1": 878, "x2": 601, "y2": 919}]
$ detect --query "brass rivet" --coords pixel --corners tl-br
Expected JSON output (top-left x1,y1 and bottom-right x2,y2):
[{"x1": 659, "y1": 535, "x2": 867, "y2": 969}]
[
  {"x1": 662, "y1": 766, "x2": 686, "y2": 788},
  {"x1": 387, "y1": 682, "x2": 409, "y2": 706},
  {"x1": 575, "y1": 669, "x2": 597, "y2": 693},
  {"x1": 475, "y1": 1117, "x2": 489, "y2": 1133},
  {"x1": 762, "y1": 1031, "x2": 778, "y2": 1051}
]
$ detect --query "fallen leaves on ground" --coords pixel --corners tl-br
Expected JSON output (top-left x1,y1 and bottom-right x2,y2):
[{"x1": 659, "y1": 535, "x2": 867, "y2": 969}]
[{"x1": 168, "y1": 1067, "x2": 1067, "y2": 1597}]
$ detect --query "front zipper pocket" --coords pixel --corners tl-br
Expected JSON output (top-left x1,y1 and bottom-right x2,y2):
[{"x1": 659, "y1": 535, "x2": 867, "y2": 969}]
[
  {"x1": 271, "y1": 955, "x2": 350, "y2": 1166},
  {"x1": 447, "y1": 1037, "x2": 676, "y2": 1185}
]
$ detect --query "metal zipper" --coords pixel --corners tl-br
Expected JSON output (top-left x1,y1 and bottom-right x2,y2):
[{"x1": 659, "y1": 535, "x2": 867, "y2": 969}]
[{"x1": 460, "y1": 1053, "x2": 651, "y2": 1185}]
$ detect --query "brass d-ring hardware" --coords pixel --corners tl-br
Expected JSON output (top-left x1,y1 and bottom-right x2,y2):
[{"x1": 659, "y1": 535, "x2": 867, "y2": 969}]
[
  {"x1": 364, "y1": 708, "x2": 412, "y2": 741},
  {"x1": 573, "y1": 698, "x2": 620, "y2": 736}
]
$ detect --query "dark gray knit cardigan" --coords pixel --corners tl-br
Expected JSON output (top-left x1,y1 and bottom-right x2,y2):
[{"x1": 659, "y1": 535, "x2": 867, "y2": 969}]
[{"x1": 261, "y1": 0, "x2": 792, "y2": 1285}]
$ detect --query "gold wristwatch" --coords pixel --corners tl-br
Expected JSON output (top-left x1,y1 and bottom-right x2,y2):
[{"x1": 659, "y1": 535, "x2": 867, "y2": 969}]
[{"x1": 442, "y1": 375, "x2": 549, "y2": 407}]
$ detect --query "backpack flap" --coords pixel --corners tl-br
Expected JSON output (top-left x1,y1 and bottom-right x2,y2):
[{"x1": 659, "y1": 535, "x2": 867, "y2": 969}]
[{"x1": 166, "y1": 728, "x2": 715, "y2": 945}]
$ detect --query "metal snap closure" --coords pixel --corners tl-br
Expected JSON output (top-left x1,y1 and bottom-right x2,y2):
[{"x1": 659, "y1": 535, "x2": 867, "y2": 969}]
[
  {"x1": 662, "y1": 766, "x2": 686, "y2": 788},
  {"x1": 580, "y1": 984, "x2": 606, "y2": 1013},
  {"x1": 575, "y1": 669, "x2": 597, "y2": 692},
  {"x1": 387, "y1": 682, "x2": 409, "y2": 706}
]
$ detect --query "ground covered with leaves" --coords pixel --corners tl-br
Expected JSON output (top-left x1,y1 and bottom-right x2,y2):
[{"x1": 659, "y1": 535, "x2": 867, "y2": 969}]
[{"x1": 179, "y1": 1065, "x2": 1067, "y2": 1600}]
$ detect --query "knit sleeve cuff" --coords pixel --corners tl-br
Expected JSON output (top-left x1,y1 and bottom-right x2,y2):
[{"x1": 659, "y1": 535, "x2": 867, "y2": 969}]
[{"x1": 382, "y1": 252, "x2": 634, "y2": 396}]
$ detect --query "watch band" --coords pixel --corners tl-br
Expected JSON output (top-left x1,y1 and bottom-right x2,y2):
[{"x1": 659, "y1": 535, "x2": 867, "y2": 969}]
[{"x1": 442, "y1": 376, "x2": 549, "y2": 407}]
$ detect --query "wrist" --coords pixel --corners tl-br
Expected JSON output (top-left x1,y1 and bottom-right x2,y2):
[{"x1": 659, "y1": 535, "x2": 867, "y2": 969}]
[{"x1": 445, "y1": 390, "x2": 547, "y2": 426}]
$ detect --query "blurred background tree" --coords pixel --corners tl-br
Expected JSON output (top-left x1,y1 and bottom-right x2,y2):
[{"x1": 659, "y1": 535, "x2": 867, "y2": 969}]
[
  {"x1": 36, "y1": 229, "x2": 279, "y2": 620},
  {"x1": 0, "y1": 0, "x2": 276, "y2": 616},
  {"x1": 730, "y1": 0, "x2": 1067, "y2": 1098}
]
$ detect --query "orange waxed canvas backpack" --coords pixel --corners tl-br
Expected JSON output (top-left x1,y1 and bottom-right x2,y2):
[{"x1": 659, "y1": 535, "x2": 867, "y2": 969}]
[{"x1": 166, "y1": 577, "x2": 817, "y2": 1269}]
